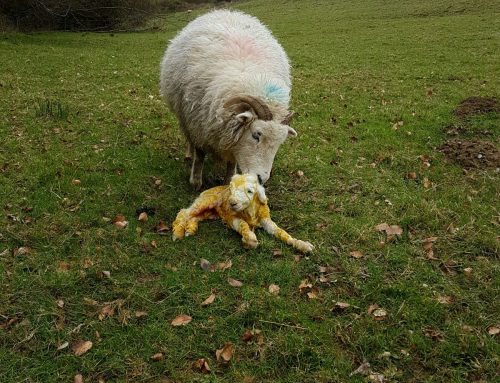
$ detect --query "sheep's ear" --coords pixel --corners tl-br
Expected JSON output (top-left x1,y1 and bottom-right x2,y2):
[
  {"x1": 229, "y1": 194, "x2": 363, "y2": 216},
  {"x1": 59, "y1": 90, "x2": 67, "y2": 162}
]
[
  {"x1": 236, "y1": 111, "x2": 255, "y2": 125},
  {"x1": 287, "y1": 127, "x2": 297, "y2": 137},
  {"x1": 256, "y1": 183, "x2": 267, "y2": 204}
]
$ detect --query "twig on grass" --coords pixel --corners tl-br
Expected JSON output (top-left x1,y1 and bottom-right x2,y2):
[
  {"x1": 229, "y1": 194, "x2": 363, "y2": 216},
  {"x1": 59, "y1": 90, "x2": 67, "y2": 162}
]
[{"x1": 259, "y1": 320, "x2": 308, "y2": 331}]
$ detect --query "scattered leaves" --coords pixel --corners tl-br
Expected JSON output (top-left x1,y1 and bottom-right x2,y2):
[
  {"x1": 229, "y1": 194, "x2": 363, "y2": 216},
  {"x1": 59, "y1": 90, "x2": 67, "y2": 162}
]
[
  {"x1": 71, "y1": 340, "x2": 93, "y2": 356},
  {"x1": 228, "y1": 278, "x2": 243, "y2": 287},
  {"x1": 215, "y1": 343, "x2": 234, "y2": 363},
  {"x1": 171, "y1": 314, "x2": 192, "y2": 326},
  {"x1": 201, "y1": 293, "x2": 216, "y2": 307},
  {"x1": 268, "y1": 284, "x2": 280, "y2": 295}
]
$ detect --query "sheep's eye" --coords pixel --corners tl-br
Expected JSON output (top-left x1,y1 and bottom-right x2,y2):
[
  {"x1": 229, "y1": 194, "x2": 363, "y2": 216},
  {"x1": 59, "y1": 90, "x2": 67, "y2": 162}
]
[{"x1": 252, "y1": 131, "x2": 261, "y2": 141}]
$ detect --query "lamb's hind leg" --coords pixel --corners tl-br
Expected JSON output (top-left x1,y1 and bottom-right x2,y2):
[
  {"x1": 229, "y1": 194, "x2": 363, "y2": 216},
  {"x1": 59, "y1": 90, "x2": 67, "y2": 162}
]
[
  {"x1": 261, "y1": 218, "x2": 314, "y2": 253},
  {"x1": 190, "y1": 147, "x2": 205, "y2": 190}
]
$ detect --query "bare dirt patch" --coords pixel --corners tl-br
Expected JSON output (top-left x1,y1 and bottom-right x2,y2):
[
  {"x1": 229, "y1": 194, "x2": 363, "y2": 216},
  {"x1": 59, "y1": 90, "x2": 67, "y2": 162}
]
[
  {"x1": 440, "y1": 139, "x2": 500, "y2": 169},
  {"x1": 453, "y1": 97, "x2": 500, "y2": 118}
]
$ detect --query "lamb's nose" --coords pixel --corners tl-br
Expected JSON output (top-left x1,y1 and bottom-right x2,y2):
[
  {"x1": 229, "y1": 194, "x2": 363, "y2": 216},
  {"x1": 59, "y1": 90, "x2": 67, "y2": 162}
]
[{"x1": 230, "y1": 201, "x2": 238, "y2": 208}]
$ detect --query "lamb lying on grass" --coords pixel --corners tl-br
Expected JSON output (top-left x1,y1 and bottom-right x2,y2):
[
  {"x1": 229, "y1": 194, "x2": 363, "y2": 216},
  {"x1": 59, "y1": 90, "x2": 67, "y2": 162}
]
[{"x1": 172, "y1": 174, "x2": 314, "y2": 253}]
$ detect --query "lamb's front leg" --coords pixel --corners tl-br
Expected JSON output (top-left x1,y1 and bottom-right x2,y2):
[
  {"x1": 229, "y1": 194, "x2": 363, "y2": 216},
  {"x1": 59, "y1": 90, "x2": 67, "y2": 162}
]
[
  {"x1": 229, "y1": 218, "x2": 258, "y2": 249},
  {"x1": 261, "y1": 218, "x2": 314, "y2": 253}
]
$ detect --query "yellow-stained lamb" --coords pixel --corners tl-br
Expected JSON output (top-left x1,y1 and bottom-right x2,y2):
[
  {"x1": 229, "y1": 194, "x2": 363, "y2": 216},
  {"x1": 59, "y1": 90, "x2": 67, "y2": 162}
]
[{"x1": 172, "y1": 174, "x2": 314, "y2": 252}]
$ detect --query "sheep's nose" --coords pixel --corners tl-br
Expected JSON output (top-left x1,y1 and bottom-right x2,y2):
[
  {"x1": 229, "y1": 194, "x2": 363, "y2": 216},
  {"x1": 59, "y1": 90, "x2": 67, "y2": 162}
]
[{"x1": 257, "y1": 174, "x2": 263, "y2": 185}]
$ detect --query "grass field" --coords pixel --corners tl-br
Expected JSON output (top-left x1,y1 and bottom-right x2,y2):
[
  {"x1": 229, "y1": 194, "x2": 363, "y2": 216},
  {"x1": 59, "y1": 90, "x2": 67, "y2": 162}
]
[{"x1": 1, "y1": 0, "x2": 499, "y2": 382}]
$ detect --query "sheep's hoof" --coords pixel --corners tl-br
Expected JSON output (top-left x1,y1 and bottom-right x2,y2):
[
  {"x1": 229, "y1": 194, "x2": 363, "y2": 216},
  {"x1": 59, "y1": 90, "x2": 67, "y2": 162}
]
[{"x1": 189, "y1": 176, "x2": 203, "y2": 191}]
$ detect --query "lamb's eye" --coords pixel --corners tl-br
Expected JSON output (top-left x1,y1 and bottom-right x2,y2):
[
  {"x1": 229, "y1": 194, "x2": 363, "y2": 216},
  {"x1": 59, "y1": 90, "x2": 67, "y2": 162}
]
[
  {"x1": 252, "y1": 131, "x2": 261, "y2": 141},
  {"x1": 247, "y1": 189, "x2": 253, "y2": 194}
]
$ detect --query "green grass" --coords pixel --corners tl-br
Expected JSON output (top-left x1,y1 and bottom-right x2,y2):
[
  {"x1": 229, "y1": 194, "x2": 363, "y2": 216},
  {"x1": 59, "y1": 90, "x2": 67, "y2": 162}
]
[{"x1": 1, "y1": 0, "x2": 499, "y2": 382}]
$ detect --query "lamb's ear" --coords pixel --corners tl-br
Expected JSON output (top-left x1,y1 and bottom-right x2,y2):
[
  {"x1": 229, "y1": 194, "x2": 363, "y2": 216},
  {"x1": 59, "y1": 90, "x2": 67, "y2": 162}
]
[
  {"x1": 287, "y1": 127, "x2": 297, "y2": 137},
  {"x1": 256, "y1": 183, "x2": 267, "y2": 204}
]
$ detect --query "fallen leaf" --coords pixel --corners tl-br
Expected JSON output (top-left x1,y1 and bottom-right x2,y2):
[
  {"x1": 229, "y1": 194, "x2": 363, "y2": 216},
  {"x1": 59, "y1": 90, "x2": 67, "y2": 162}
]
[
  {"x1": 242, "y1": 329, "x2": 263, "y2": 344},
  {"x1": 74, "y1": 374, "x2": 83, "y2": 383},
  {"x1": 193, "y1": 358, "x2": 211, "y2": 373},
  {"x1": 150, "y1": 353, "x2": 164, "y2": 361},
  {"x1": 200, "y1": 258, "x2": 212, "y2": 272},
  {"x1": 217, "y1": 259, "x2": 232, "y2": 271},
  {"x1": 367, "y1": 304, "x2": 379, "y2": 315},
  {"x1": 423, "y1": 236, "x2": 438, "y2": 259},
  {"x1": 350, "y1": 361, "x2": 371, "y2": 376},
  {"x1": 268, "y1": 284, "x2": 280, "y2": 295},
  {"x1": 228, "y1": 278, "x2": 243, "y2": 287},
  {"x1": 372, "y1": 308, "x2": 387, "y2": 321},
  {"x1": 423, "y1": 177, "x2": 431, "y2": 189},
  {"x1": 331, "y1": 301, "x2": 351, "y2": 314},
  {"x1": 101, "y1": 270, "x2": 111, "y2": 278},
  {"x1": 98, "y1": 305, "x2": 115, "y2": 320},
  {"x1": 56, "y1": 299, "x2": 65, "y2": 308},
  {"x1": 83, "y1": 258, "x2": 93, "y2": 268},
  {"x1": 350, "y1": 250, "x2": 363, "y2": 259},
  {"x1": 406, "y1": 172, "x2": 417, "y2": 180},
  {"x1": 201, "y1": 293, "x2": 216, "y2": 307},
  {"x1": 14, "y1": 247, "x2": 30, "y2": 256},
  {"x1": 112, "y1": 214, "x2": 128, "y2": 228},
  {"x1": 138, "y1": 212, "x2": 148, "y2": 222},
  {"x1": 296, "y1": 170, "x2": 304, "y2": 177},
  {"x1": 58, "y1": 261, "x2": 71, "y2": 271},
  {"x1": 242, "y1": 329, "x2": 254, "y2": 343},
  {"x1": 272, "y1": 248, "x2": 283, "y2": 257},
  {"x1": 424, "y1": 327, "x2": 444, "y2": 342},
  {"x1": 71, "y1": 340, "x2": 93, "y2": 356},
  {"x1": 487, "y1": 326, "x2": 499, "y2": 335},
  {"x1": 375, "y1": 223, "x2": 403, "y2": 236},
  {"x1": 171, "y1": 314, "x2": 192, "y2": 326},
  {"x1": 307, "y1": 287, "x2": 319, "y2": 299},
  {"x1": 155, "y1": 220, "x2": 169, "y2": 234},
  {"x1": 437, "y1": 295, "x2": 454, "y2": 305},
  {"x1": 215, "y1": 343, "x2": 234, "y2": 363},
  {"x1": 57, "y1": 341, "x2": 69, "y2": 350},
  {"x1": 369, "y1": 373, "x2": 385, "y2": 382},
  {"x1": 135, "y1": 311, "x2": 148, "y2": 318},
  {"x1": 72, "y1": 179, "x2": 81, "y2": 185},
  {"x1": 463, "y1": 267, "x2": 473, "y2": 275}
]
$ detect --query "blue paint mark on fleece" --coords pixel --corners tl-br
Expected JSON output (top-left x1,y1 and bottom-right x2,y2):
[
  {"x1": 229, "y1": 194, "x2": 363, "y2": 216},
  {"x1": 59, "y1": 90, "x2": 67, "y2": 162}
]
[{"x1": 264, "y1": 83, "x2": 287, "y2": 103}]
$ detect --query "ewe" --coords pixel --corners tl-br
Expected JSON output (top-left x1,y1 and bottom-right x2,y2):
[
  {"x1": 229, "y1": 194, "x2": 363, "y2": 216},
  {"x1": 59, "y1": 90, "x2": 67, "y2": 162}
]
[{"x1": 160, "y1": 10, "x2": 296, "y2": 189}]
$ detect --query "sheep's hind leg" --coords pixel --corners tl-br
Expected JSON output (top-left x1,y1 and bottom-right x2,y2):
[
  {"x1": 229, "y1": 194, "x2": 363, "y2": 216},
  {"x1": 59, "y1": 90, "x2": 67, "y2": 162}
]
[
  {"x1": 185, "y1": 140, "x2": 193, "y2": 163},
  {"x1": 261, "y1": 218, "x2": 314, "y2": 253},
  {"x1": 190, "y1": 147, "x2": 205, "y2": 190}
]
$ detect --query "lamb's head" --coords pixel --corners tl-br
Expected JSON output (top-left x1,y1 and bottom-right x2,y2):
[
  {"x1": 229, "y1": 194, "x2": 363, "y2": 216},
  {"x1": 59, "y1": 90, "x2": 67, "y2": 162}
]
[
  {"x1": 223, "y1": 96, "x2": 297, "y2": 184},
  {"x1": 228, "y1": 174, "x2": 267, "y2": 212}
]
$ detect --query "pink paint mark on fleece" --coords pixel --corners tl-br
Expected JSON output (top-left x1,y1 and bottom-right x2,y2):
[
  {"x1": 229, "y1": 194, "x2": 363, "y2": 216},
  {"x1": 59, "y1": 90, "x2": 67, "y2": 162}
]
[{"x1": 224, "y1": 35, "x2": 265, "y2": 60}]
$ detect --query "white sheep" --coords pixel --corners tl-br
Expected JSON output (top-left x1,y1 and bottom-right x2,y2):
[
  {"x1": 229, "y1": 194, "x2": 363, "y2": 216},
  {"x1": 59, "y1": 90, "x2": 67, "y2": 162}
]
[{"x1": 160, "y1": 9, "x2": 297, "y2": 189}]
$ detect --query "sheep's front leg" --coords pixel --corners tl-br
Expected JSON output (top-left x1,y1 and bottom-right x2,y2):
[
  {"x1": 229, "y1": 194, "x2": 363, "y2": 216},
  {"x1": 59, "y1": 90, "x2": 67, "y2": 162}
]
[
  {"x1": 224, "y1": 161, "x2": 236, "y2": 184},
  {"x1": 230, "y1": 218, "x2": 258, "y2": 249},
  {"x1": 261, "y1": 218, "x2": 314, "y2": 253},
  {"x1": 190, "y1": 147, "x2": 205, "y2": 190}
]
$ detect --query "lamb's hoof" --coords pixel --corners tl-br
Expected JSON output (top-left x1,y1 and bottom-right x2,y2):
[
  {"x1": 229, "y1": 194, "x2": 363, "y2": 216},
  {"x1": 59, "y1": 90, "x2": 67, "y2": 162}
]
[
  {"x1": 243, "y1": 238, "x2": 259, "y2": 249},
  {"x1": 296, "y1": 240, "x2": 314, "y2": 253}
]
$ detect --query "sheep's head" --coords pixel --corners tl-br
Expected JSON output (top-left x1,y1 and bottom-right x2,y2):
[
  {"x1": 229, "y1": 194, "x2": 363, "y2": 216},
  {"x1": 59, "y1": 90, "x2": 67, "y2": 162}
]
[
  {"x1": 228, "y1": 174, "x2": 267, "y2": 212},
  {"x1": 223, "y1": 96, "x2": 297, "y2": 184}
]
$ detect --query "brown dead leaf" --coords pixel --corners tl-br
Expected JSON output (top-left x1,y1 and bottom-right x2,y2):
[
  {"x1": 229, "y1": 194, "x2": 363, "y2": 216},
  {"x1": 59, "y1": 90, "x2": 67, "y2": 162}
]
[
  {"x1": 201, "y1": 293, "x2": 216, "y2": 307},
  {"x1": 135, "y1": 311, "x2": 148, "y2": 318},
  {"x1": 56, "y1": 299, "x2": 65, "y2": 308},
  {"x1": 72, "y1": 179, "x2": 81, "y2": 186},
  {"x1": 215, "y1": 343, "x2": 234, "y2": 363},
  {"x1": 463, "y1": 267, "x2": 473, "y2": 275},
  {"x1": 268, "y1": 284, "x2": 280, "y2": 295},
  {"x1": 423, "y1": 177, "x2": 431, "y2": 189},
  {"x1": 307, "y1": 287, "x2": 319, "y2": 299},
  {"x1": 217, "y1": 259, "x2": 232, "y2": 271},
  {"x1": 350, "y1": 361, "x2": 371, "y2": 376},
  {"x1": 58, "y1": 261, "x2": 71, "y2": 271},
  {"x1": 193, "y1": 358, "x2": 211, "y2": 373},
  {"x1": 14, "y1": 246, "x2": 30, "y2": 256},
  {"x1": 138, "y1": 212, "x2": 148, "y2": 222},
  {"x1": 242, "y1": 329, "x2": 254, "y2": 343},
  {"x1": 228, "y1": 278, "x2": 243, "y2": 287},
  {"x1": 57, "y1": 341, "x2": 69, "y2": 350},
  {"x1": 155, "y1": 220, "x2": 170, "y2": 234},
  {"x1": 171, "y1": 314, "x2": 192, "y2": 326},
  {"x1": 71, "y1": 340, "x2": 93, "y2": 356},
  {"x1": 200, "y1": 258, "x2": 213, "y2": 272},
  {"x1": 331, "y1": 301, "x2": 351, "y2": 314},
  {"x1": 405, "y1": 172, "x2": 417, "y2": 180},
  {"x1": 298, "y1": 279, "x2": 313, "y2": 293},
  {"x1": 74, "y1": 374, "x2": 83, "y2": 383},
  {"x1": 424, "y1": 327, "x2": 444, "y2": 342},
  {"x1": 272, "y1": 248, "x2": 283, "y2": 257},
  {"x1": 487, "y1": 326, "x2": 499, "y2": 335},
  {"x1": 151, "y1": 353, "x2": 164, "y2": 361},
  {"x1": 375, "y1": 223, "x2": 403, "y2": 236},
  {"x1": 423, "y1": 236, "x2": 438, "y2": 260},
  {"x1": 101, "y1": 270, "x2": 111, "y2": 278},
  {"x1": 98, "y1": 305, "x2": 115, "y2": 320},
  {"x1": 350, "y1": 250, "x2": 363, "y2": 259},
  {"x1": 437, "y1": 295, "x2": 454, "y2": 305},
  {"x1": 367, "y1": 304, "x2": 379, "y2": 315},
  {"x1": 242, "y1": 329, "x2": 263, "y2": 344},
  {"x1": 112, "y1": 214, "x2": 128, "y2": 228},
  {"x1": 372, "y1": 308, "x2": 387, "y2": 321},
  {"x1": 82, "y1": 258, "x2": 93, "y2": 268}
]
